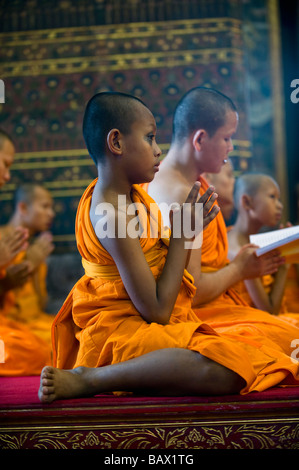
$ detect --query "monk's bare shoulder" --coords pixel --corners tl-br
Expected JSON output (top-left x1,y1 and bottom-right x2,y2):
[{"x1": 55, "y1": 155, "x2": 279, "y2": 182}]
[
  {"x1": 148, "y1": 168, "x2": 194, "y2": 227},
  {"x1": 149, "y1": 167, "x2": 192, "y2": 207}
]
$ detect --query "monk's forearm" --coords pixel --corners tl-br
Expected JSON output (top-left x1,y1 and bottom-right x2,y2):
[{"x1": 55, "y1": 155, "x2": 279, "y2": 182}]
[
  {"x1": 191, "y1": 262, "x2": 241, "y2": 306},
  {"x1": 0, "y1": 276, "x2": 12, "y2": 296},
  {"x1": 268, "y1": 265, "x2": 289, "y2": 315},
  {"x1": 152, "y1": 237, "x2": 189, "y2": 324}
]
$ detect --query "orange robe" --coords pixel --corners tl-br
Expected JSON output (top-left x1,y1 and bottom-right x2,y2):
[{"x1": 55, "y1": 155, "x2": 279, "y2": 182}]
[
  {"x1": 0, "y1": 316, "x2": 52, "y2": 376},
  {"x1": 284, "y1": 264, "x2": 299, "y2": 313},
  {"x1": 178, "y1": 176, "x2": 299, "y2": 382},
  {"x1": 0, "y1": 269, "x2": 51, "y2": 376},
  {"x1": 52, "y1": 179, "x2": 299, "y2": 394},
  {"x1": 5, "y1": 251, "x2": 54, "y2": 346},
  {"x1": 233, "y1": 273, "x2": 299, "y2": 328}
]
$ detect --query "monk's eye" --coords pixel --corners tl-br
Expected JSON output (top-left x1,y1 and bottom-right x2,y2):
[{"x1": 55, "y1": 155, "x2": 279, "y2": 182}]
[{"x1": 146, "y1": 135, "x2": 155, "y2": 144}]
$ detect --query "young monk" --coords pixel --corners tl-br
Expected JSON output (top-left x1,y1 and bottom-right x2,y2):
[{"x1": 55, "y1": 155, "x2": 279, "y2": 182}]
[
  {"x1": 228, "y1": 173, "x2": 299, "y2": 325},
  {"x1": 0, "y1": 129, "x2": 51, "y2": 376},
  {"x1": 143, "y1": 87, "x2": 299, "y2": 374},
  {"x1": 39, "y1": 92, "x2": 299, "y2": 404},
  {"x1": 147, "y1": 87, "x2": 284, "y2": 307},
  {"x1": 0, "y1": 184, "x2": 55, "y2": 346}
]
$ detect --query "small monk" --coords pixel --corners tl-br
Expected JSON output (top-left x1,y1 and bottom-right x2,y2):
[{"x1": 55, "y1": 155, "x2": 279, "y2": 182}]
[
  {"x1": 227, "y1": 172, "x2": 299, "y2": 326},
  {"x1": 143, "y1": 86, "x2": 299, "y2": 375}
]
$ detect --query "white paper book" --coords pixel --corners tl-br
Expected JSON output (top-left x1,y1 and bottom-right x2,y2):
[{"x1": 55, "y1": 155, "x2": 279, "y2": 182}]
[{"x1": 249, "y1": 225, "x2": 299, "y2": 257}]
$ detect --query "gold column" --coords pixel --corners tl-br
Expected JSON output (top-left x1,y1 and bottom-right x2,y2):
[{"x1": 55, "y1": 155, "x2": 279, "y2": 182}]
[{"x1": 268, "y1": 0, "x2": 289, "y2": 221}]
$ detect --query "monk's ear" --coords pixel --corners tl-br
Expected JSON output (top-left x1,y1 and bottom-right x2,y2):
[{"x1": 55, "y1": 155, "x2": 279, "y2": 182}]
[
  {"x1": 241, "y1": 194, "x2": 253, "y2": 210},
  {"x1": 107, "y1": 129, "x2": 122, "y2": 155},
  {"x1": 18, "y1": 201, "x2": 28, "y2": 215},
  {"x1": 192, "y1": 130, "x2": 206, "y2": 151}
]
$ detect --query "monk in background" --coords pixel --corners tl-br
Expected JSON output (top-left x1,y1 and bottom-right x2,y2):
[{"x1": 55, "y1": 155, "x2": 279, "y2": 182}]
[
  {"x1": 39, "y1": 92, "x2": 299, "y2": 404},
  {"x1": 147, "y1": 87, "x2": 283, "y2": 307},
  {"x1": 145, "y1": 86, "x2": 299, "y2": 372},
  {"x1": 0, "y1": 184, "x2": 55, "y2": 347},
  {"x1": 202, "y1": 158, "x2": 235, "y2": 223},
  {"x1": 283, "y1": 182, "x2": 299, "y2": 313},
  {"x1": 228, "y1": 173, "x2": 299, "y2": 326},
  {"x1": 0, "y1": 129, "x2": 51, "y2": 375}
]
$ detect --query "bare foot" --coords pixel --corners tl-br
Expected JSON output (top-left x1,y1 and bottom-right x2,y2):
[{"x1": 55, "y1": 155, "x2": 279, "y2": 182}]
[{"x1": 38, "y1": 365, "x2": 97, "y2": 403}]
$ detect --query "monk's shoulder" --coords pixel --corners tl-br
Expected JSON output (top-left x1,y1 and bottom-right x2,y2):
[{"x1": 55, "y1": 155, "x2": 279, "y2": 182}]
[{"x1": 150, "y1": 169, "x2": 190, "y2": 205}]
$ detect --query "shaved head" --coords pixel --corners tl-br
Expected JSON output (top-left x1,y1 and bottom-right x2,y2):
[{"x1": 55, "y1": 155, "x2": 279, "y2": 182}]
[
  {"x1": 172, "y1": 87, "x2": 237, "y2": 144},
  {"x1": 234, "y1": 173, "x2": 277, "y2": 210},
  {"x1": 83, "y1": 92, "x2": 148, "y2": 165}
]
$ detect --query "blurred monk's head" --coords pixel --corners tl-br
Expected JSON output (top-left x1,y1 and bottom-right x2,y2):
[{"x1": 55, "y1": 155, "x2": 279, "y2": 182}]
[
  {"x1": 234, "y1": 173, "x2": 283, "y2": 228},
  {"x1": 0, "y1": 129, "x2": 15, "y2": 188},
  {"x1": 13, "y1": 184, "x2": 55, "y2": 235}
]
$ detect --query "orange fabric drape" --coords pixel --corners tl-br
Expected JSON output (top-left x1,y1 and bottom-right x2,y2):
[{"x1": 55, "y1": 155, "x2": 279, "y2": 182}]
[
  {"x1": 52, "y1": 179, "x2": 299, "y2": 393},
  {"x1": 4, "y1": 251, "x2": 54, "y2": 346},
  {"x1": 0, "y1": 316, "x2": 51, "y2": 376},
  {"x1": 233, "y1": 271, "x2": 299, "y2": 328},
  {"x1": 284, "y1": 264, "x2": 299, "y2": 313},
  {"x1": 0, "y1": 264, "x2": 51, "y2": 376}
]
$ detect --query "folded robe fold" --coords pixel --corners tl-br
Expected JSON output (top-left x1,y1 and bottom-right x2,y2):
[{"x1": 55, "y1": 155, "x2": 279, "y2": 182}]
[
  {"x1": 0, "y1": 315, "x2": 52, "y2": 376},
  {"x1": 52, "y1": 179, "x2": 299, "y2": 394},
  {"x1": 0, "y1": 260, "x2": 51, "y2": 376},
  {"x1": 4, "y1": 251, "x2": 54, "y2": 346}
]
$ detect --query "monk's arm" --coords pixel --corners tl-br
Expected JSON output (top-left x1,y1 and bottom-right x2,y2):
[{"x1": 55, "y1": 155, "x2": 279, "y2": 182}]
[
  {"x1": 101, "y1": 223, "x2": 188, "y2": 325},
  {"x1": 0, "y1": 263, "x2": 31, "y2": 296},
  {"x1": 190, "y1": 245, "x2": 285, "y2": 307},
  {"x1": 244, "y1": 264, "x2": 289, "y2": 315},
  {"x1": 190, "y1": 261, "x2": 244, "y2": 306},
  {"x1": 95, "y1": 183, "x2": 202, "y2": 324}
]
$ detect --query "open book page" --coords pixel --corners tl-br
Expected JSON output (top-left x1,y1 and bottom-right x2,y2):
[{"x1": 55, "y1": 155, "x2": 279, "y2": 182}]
[{"x1": 249, "y1": 225, "x2": 299, "y2": 261}]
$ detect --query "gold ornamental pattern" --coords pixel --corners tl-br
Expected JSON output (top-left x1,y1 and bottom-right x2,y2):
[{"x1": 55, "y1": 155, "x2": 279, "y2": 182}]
[{"x1": 1, "y1": 422, "x2": 299, "y2": 449}]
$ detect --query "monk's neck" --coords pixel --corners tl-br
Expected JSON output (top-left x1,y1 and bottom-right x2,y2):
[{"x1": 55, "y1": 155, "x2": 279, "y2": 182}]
[
  {"x1": 96, "y1": 165, "x2": 133, "y2": 202},
  {"x1": 233, "y1": 212, "x2": 263, "y2": 240},
  {"x1": 8, "y1": 213, "x2": 33, "y2": 236},
  {"x1": 164, "y1": 144, "x2": 199, "y2": 184}
]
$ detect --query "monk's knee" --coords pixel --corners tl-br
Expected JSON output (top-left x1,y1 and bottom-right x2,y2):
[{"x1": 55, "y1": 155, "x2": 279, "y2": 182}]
[{"x1": 199, "y1": 356, "x2": 246, "y2": 395}]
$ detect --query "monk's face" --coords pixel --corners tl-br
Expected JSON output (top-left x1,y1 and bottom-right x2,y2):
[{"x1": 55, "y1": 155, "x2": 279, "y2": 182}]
[
  {"x1": 22, "y1": 187, "x2": 55, "y2": 233},
  {"x1": 122, "y1": 104, "x2": 162, "y2": 184},
  {"x1": 199, "y1": 111, "x2": 238, "y2": 174},
  {"x1": 0, "y1": 138, "x2": 14, "y2": 188},
  {"x1": 249, "y1": 177, "x2": 283, "y2": 227}
]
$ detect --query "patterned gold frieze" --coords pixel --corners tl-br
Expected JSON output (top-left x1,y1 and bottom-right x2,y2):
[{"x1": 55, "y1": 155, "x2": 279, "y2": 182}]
[
  {"x1": 0, "y1": 17, "x2": 244, "y2": 77},
  {"x1": 0, "y1": 18, "x2": 242, "y2": 43},
  {"x1": 0, "y1": 421, "x2": 298, "y2": 449}
]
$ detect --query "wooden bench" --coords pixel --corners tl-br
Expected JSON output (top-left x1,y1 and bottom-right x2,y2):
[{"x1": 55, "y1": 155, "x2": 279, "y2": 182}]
[{"x1": 0, "y1": 376, "x2": 298, "y2": 449}]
